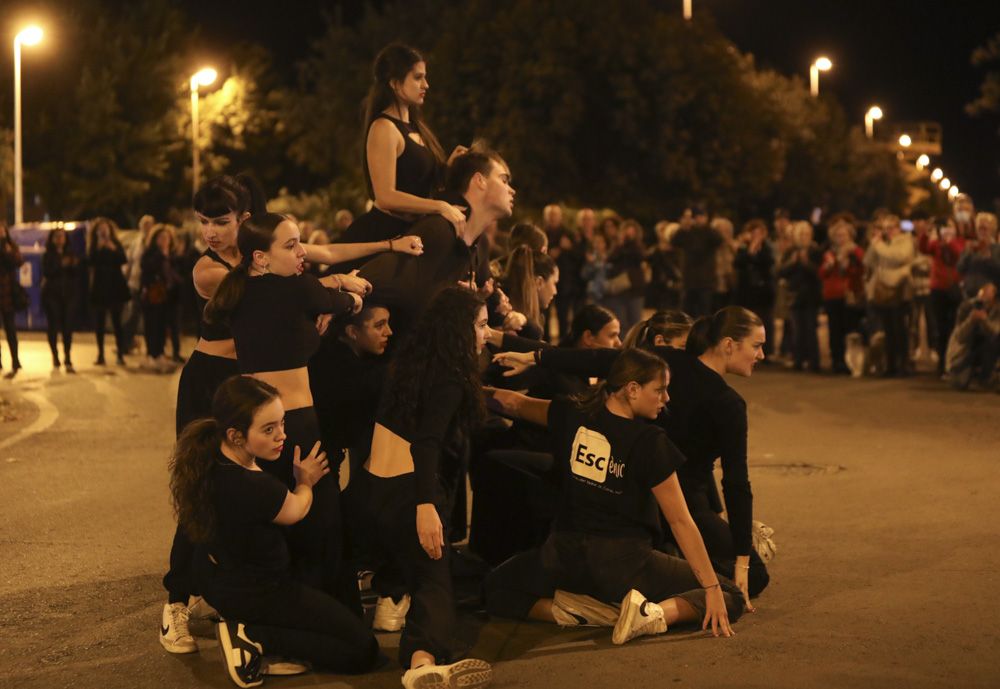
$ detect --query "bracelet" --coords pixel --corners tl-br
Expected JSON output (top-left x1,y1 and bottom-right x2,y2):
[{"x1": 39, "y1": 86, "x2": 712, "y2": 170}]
[
  {"x1": 737, "y1": 564, "x2": 750, "y2": 570},
  {"x1": 388, "y1": 238, "x2": 394, "y2": 252},
  {"x1": 704, "y1": 583, "x2": 721, "y2": 590}
]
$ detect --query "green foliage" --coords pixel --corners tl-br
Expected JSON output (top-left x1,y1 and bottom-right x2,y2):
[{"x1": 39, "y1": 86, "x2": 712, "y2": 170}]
[{"x1": 968, "y1": 30, "x2": 1000, "y2": 120}]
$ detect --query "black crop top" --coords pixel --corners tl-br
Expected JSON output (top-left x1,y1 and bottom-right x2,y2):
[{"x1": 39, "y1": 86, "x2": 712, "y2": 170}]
[
  {"x1": 197, "y1": 249, "x2": 235, "y2": 342},
  {"x1": 366, "y1": 114, "x2": 440, "y2": 199},
  {"x1": 230, "y1": 273, "x2": 356, "y2": 373}
]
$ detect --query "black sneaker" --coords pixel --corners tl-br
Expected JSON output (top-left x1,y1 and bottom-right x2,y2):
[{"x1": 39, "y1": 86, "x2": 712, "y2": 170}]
[{"x1": 216, "y1": 621, "x2": 264, "y2": 688}]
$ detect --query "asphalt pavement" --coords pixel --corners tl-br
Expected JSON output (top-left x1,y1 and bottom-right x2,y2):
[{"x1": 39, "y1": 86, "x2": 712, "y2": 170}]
[{"x1": 1, "y1": 332, "x2": 998, "y2": 689}]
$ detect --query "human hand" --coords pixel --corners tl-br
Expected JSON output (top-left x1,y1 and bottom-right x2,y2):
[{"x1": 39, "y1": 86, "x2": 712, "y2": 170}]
[
  {"x1": 438, "y1": 202, "x2": 467, "y2": 237},
  {"x1": 347, "y1": 292, "x2": 363, "y2": 314},
  {"x1": 416, "y1": 503, "x2": 444, "y2": 560},
  {"x1": 292, "y1": 441, "x2": 329, "y2": 488},
  {"x1": 733, "y1": 558, "x2": 755, "y2": 612},
  {"x1": 502, "y1": 311, "x2": 527, "y2": 332},
  {"x1": 315, "y1": 313, "x2": 332, "y2": 336},
  {"x1": 446, "y1": 145, "x2": 469, "y2": 166},
  {"x1": 492, "y1": 350, "x2": 535, "y2": 376},
  {"x1": 393, "y1": 235, "x2": 424, "y2": 256},
  {"x1": 337, "y1": 270, "x2": 372, "y2": 296},
  {"x1": 702, "y1": 586, "x2": 734, "y2": 638}
]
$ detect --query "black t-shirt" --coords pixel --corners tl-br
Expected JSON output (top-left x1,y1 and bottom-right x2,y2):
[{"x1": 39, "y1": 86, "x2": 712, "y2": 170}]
[
  {"x1": 210, "y1": 456, "x2": 289, "y2": 577},
  {"x1": 547, "y1": 398, "x2": 685, "y2": 541}
]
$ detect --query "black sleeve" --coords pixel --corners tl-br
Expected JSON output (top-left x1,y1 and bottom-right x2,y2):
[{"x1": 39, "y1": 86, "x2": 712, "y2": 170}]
[
  {"x1": 411, "y1": 381, "x2": 464, "y2": 504},
  {"x1": 715, "y1": 391, "x2": 753, "y2": 556},
  {"x1": 217, "y1": 467, "x2": 288, "y2": 524},
  {"x1": 499, "y1": 333, "x2": 553, "y2": 353},
  {"x1": 538, "y1": 347, "x2": 618, "y2": 378},
  {"x1": 297, "y1": 274, "x2": 355, "y2": 317},
  {"x1": 635, "y1": 428, "x2": 685, "y2": 490}
]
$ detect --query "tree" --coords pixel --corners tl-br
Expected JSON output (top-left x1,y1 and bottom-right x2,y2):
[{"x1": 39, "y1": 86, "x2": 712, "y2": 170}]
[{"x1": 967, "y1": 31, "x2": 1000, "y2": 120}]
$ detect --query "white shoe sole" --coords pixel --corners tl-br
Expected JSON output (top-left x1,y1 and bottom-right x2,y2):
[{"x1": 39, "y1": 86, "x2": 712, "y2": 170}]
[
  {"x1": 406, "y1": 659, "x2": 493, "y2": 689},
  {"x1": 159, "y1": 631, "x2": 197, "y2": 654},
  {"x1": 217, "y1": 623, "x2": 263, "y2": 688}
]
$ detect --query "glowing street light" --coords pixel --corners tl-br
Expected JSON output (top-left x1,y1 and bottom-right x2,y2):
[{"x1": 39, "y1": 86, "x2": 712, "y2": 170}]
[
  {"x1": 190, "y1": 67, "x2": 218, "y2": 198},
  {"x1": 930, "y1": 168, "x2": 944, "y2": 183},
  {"x1": 13, "y1": 25, "x2": 44, "y2": 226},
  {"x1": 683, "y1": 0, "x2": 692, "y2": 20},
  {"x1": 939, "y1": 178, "x2": 951, "y2": 191},
  {"x1": 948, "y1": 186, "x2": 960, "y2": 200},
  {"x1": 916, "y1": 154, "x2": 930, "y2": 170},
  {"x1": 898, "y1": 134, "x2": 912, "y2": 148},
  {"x1": 810, "y1": 56, "x2": 832, "y2": 97},
  {"x1": 864, "y1": 106, "x2": 883, "y2": 139}
]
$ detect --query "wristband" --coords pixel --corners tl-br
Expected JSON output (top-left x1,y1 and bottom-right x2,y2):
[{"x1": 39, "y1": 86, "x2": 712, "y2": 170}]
[
  {"x1": 388, "y1": 238, "x2": 394, "y2": 252},
  {"x1": 704, "y1": 583, "x2": 721, "y2": 590}
]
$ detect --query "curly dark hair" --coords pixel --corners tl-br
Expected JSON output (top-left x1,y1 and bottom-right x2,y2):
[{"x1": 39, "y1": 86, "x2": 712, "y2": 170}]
[
  {"x1": 168, "y1": 376, "x2": 280, "y2": 543},
  {"x1": 382, "y1": 286, "x2": 486, "y2": 436}
]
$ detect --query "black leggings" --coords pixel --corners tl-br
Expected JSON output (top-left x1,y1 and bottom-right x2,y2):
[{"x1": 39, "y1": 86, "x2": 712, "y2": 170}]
[
  {"x1": 346, "y1": 469, "x2": 459, "y2": 667},
  {"x1": 332, "y1": 208, "x2": 412, "y2": 273},
  {"x1": 874, "y1": 304, "x2": 910, "y2": 375},
  {"x1": 163, "y1": 353, "x2": 241, "y2": 604},
  {"x1": 930, "y1": 289, "x2": 960, "y2": 374},
  {"x1": 676, "y1": 481, "x2": 770, "y2": 598},
  {"x1": 485, "y1": 531, "x2": 745, "y2": 623},
  {"x1": 0, "y1": 309, "x2": 20, "y2": 368},
  {"x1": 197, "y1": 558, "x2": 379, "y2": 674},
  {"x1": 43, "y1": 297, "x2": 74, "y2": 361},
  {"x1": 93, "y1": 303, "x2": 125, "y2": 360},
  {"x1": 142, "y1": 302, "x2": 168, "y2": 358},
  {"x1": 259, "y1": 406, "x2": 357, "y2": 611}
]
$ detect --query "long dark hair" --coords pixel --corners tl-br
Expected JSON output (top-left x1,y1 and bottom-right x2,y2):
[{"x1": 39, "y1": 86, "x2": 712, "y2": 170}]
[
  {"x1": 193, "y1": 173, "x2": 266, "y2": 218},
  {"x1": 622, "y1": 310, "x2": 694, "y2": 350},
  {"x1": 503, "y1": 247, "x2": 556, "y2": 329},
  {"x1": 508, "y1": 222, "x2": 547, "y2": 254},
  {"x1": 204, "y1": 212, "x2": 287, "y2": 325},
  {"x1": 362, "y1": 43, "x2": 446, "y2": 198},
  {"x1": 686, "y1": 306, "x2": 763, "y2": 357},
  {"x1": 573, "y1": 348, "x2": 668, "y2": 416},
  {"x1": 169, "y1": 376, "x2": 280, "y2": 543},
  {"x1": 382, "y1": 287, "x2": 486, "y2": 435},
  {"x1": 561, "y1": 303, "x2": 617, "y2": 347},
  {"x1": 87, "y1": 217, "x2": 123, "y2": 252}
]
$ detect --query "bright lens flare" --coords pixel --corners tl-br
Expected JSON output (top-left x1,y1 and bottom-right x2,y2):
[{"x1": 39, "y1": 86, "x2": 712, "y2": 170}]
[
  {"x1": 930, "y1": 168, "x2": 944, "y2": 183},
  {"x1": 16, "y1": 26, "x2": 43, "y2": 46},
  {"x1": 191, "y1": 67, "x2": 217, "y2": 89},
  {"x1": 898, "y1": 134, "x2": 912, "y2": 147},
  {"x1": 815, "y1": 56, "x2": 833, "y2": 71},
  {"x1": 940, "y1": 178, "x2": 951, "y2": 191}
]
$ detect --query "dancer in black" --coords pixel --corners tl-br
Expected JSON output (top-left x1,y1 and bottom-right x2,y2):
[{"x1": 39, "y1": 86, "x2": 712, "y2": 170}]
[
  {"x1": 358, "y1": 148, "x2": 515, "y2": 336},
  {"x1": 336, "y1": 43, "x2": 468, "y2": 270},
  {"x1": 347, "y1": 286, "x2": 492, "y2": 689},
  {"x1": 169, "y1": 376, "x2": 379, "y2": 687},
  {"x1": 42, "y1": 227, "x2": 80, "y2": 373},
  {"x1": 87, "y1": 218, "x2": 131, "y2": 366},
  {"x1": 494, "y1": 306, "x2": 771, "y2": 606},
  {"x1": 206, "y1": 212, "x2": 361, "y2": 606},
  {"x1": 484, "y1": 349, "x2": 741, "y2": 642}
]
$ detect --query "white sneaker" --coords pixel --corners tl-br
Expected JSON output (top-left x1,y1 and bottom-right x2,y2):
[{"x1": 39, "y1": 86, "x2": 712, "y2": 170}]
[
  {"x1": 551, "y1": 590, "x2": 619, "y2": 627},
  {"x1": 188, "y1": 595, "x2": 221, "y2": 621},
  {"x1": 752, "y1": 520, "x2": 777, "y2": 563},
  {"x1": 611, "y1": 590, "x2": 667, "y2": 645},
  {"x1": 159, "y1": 602, "x2": 197, "y2": 654},
  {"x1": 263, "y1": 656, "x2": 311, "y2": 675},
  {"x1": 373, "y1": 594, "x2": 410, "y2": 632},
  {"x1": 217, "y1": 621, "x2": 264, "y2": 688},
  {"x1": 401, "y1": 658, "x2": 492, "y2": 689}
]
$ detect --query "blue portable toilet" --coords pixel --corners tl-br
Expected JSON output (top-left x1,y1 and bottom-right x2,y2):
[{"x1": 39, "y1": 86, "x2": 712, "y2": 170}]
[{"x1": 10, "y1": 221, "x2": 89, "y2": 331}]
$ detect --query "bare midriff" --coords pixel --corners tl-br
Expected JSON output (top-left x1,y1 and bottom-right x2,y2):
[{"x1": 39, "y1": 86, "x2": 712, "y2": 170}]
[
  {"x1": 194, "y1": 337, "x2": 237, "y2": 359},
  {"x1": 247, "y1": 368, "x2": 313, "y2": 411},
  {"x1": 364, "y1": 422, "x2": 414, "y2": 477}
]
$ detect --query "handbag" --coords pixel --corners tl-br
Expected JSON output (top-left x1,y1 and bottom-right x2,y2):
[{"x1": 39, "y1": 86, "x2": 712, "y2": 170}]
[
  {"x1": 870, "y1": 279, "x2": 904, "y2": 307},
  {"x1": 143, "y1": 280, "x2": 168, "y2": 305}
]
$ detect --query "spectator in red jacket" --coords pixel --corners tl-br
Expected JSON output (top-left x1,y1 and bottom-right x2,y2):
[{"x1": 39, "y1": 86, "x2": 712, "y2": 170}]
[
  {"x1": 919, "y1": 218, "x2": 965, "y2": 375},
  {"x1": 819, "y1": 221, "x2": 865, "y2": 374}
]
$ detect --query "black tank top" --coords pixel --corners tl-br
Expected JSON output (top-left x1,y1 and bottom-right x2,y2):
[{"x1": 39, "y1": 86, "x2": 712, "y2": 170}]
[
  {"x1": 366, "y1": 114, "x2": 440, "y2": 200},
  {"x1": 197, "y1": 249, "x2": 235, "y2": 342}
]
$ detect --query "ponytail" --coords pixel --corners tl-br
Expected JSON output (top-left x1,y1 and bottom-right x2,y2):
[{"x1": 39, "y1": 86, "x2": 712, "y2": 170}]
[
  {"x1": 573, "y1": 348, "x2": 668, "y2": 416},
  {"x1": 503, "y1": 246, "x2": 541, "y2": 328},
  {"x1": 622, "y1": 309, "x2": 694, "y2": 350},
  {"x1": 686, "y1": 306, "x2": 763, "y2": 357},
  {"x1": 562, "y1": 304, "x2": 617, "y2": 347},
  {"x1": 169, "y1": 419, "x2": 223, "y2": 543}
]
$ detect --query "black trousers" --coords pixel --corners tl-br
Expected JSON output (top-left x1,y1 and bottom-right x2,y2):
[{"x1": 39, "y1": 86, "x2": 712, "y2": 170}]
[
  {"x1": 259, "y1": 406, "x2": 358, "y2": 613},
  {"x1": 824, "y1": 299, "x2": 847, "y2": 370},
  {"x1": 485, "y1": 531, "x2": 744, "y2": 623},
  {"x1": 93, "y1": 302, "x2": 125, "y2": 360},
  {"x1": 673, "y1": 479, "x2": 770, "y2": 598},
  {"x1": 43, "y1": 297, "x2": 74, "y2": 361},
  {"x1": 333, "y1": 208, "x2": 412, "y2": 273},
  {"x1": 142, "y1": 302, "x2": 168, "y2": 358},
  {"x1": 791, "y1": 305, "x2": 820, "y2": 370},
  {"x1": 347, "y1": 469, "x2": 460, "y2": 667},
  {"x1": 874, "y1": 303, "x2": 910, "y2": 374},
  {"x1": 196, "y1": 558, "x2": 379, "y2": 674},
  {"x1": 930, "y1": 289, "x2": 960, "y2": 374},
  {"x1": 0, "y1": 309, "x2": 20, "y2": 368}
]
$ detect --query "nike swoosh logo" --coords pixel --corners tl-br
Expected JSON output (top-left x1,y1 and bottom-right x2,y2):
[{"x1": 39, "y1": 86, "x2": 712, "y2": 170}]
[
  {"x1": 639, "y1": 600, "x2": 649, "y2": 617},
  {"x1": 161, "y1": 625, "x2": 170, "y2": 636}
]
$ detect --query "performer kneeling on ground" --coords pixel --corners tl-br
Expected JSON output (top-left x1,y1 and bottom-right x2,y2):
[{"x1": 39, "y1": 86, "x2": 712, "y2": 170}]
[{"x1": 484, "y1": 348, "x2": 743, "y2": 643}]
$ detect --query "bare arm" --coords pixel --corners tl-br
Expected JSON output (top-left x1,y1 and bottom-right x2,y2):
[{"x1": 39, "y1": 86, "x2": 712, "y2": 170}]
[
  {"x1": 192, "y1": 257, "x2": 230, "y2": 300},
  {"x1": 301, "y1": 236, "x2": 424, "y2": 264},
  {"x1": 368, "y1": 119, "x2": 451, "y2": 217},
  {"x1": 273, "y1": 442, "x2": 328, "y2": 526},
  {"x1": 484, "y1": 387, "x2": 551, "y2": 426}
]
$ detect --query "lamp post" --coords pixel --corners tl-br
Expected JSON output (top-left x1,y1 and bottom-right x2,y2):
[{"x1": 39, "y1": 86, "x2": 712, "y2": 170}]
[
  {"x1": 810, "y1": 56, "x2": 832, "y2": 97},
  {"x1": 13, "y1": 25, "x2": 43, "y2": 226},
  {"x1": 939, "y1": 178, "x2": 951, "y2": 191},
  {"x1": 683, "y1": 0, "x2": 692, "y2": 20},
  {"x1": 916, "y1": 154, "x2": 930, "y2": 170},
  {"x1": 864, "y1": 106, "x2": 883, "y2": 139},
  {"x1": 930, "y1": 168, "x2": 943, "y2": 183},
  {"x1": 190, "y1": 67, "x2": 217, "y2": 198}
]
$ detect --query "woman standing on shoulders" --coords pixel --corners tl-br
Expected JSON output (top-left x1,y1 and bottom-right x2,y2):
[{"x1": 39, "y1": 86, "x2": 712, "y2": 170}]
[
  {"x1": 335, "y1": 43, "x2": 468, "y2": 270},
  {"x1": 88, "y1": 218, "x2": 131, "y2": 366}
]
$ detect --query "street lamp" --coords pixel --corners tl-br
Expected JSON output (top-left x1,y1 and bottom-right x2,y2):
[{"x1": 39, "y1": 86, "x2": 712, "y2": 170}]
[
  {"x1": 916, "y1": 154, "x2": 930, "y2": 170},
  {"x1": 865, "y1": 106, "x2": 883, "y2": 139},
  {"x1": 930, "y1": 168, "x2": 944, "y2": 183},
  {"x1": 810, "y1": 56, "x2": 832, "y2": 97},
  {"x1": 939, "y1": 178, "x2": 951, "y2": 191},
  {"x1": 13, "y1": 25, "x2": 44, "y2": 226},
  {"x1": 948, "y1": 186, "x2": 960, "y2": 201},
  {"x1": 683, "y1": 0, "x2": 692, "y2": 20},
  {"x1": 898, "y1": 134, "x2": 912, "y2": 148},
  {"x1": 190, "y1": 67, "x2": 217, "y2": 198}
]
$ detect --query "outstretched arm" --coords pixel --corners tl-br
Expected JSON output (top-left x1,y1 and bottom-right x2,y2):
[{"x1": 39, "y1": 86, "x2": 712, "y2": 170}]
[{"x1": 483, "y1": 387, "x2": 551, "y2": 426}]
